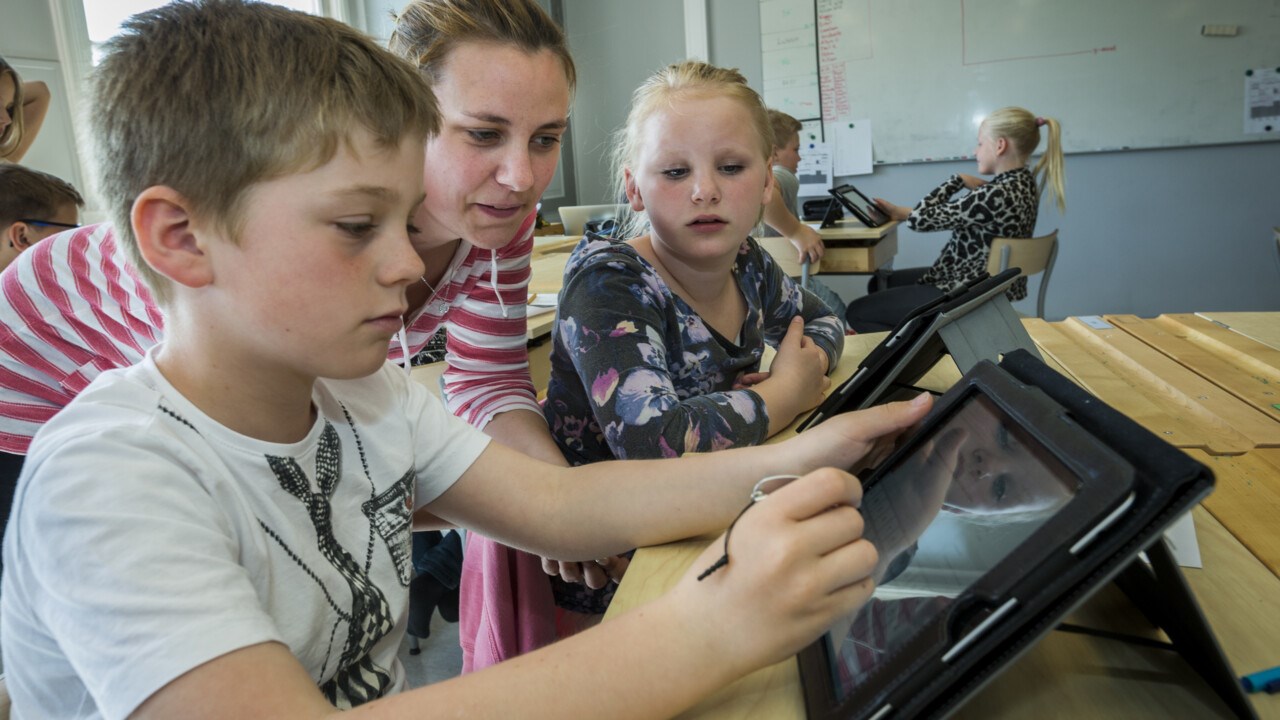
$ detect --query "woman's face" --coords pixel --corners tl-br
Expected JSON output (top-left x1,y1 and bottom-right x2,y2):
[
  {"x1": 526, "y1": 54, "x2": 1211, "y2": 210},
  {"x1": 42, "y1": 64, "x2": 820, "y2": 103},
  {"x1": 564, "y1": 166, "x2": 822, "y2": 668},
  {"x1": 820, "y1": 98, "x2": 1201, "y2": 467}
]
[{"x1": 413, "y1": 42, "x2": 571, "y2": 252}]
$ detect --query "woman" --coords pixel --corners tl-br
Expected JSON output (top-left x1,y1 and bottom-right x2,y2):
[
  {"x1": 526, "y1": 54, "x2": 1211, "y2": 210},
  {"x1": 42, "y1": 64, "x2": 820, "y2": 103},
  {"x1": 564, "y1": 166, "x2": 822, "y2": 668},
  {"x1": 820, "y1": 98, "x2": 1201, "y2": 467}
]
[{"x1": 388, "y1": 0, "x2": 588, "y2": 671}]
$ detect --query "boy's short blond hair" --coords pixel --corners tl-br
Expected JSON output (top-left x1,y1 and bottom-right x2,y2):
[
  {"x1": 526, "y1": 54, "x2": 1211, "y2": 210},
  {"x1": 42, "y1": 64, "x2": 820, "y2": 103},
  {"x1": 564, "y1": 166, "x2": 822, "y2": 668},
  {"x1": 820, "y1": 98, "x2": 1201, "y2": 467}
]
[
  {"x1": 90, "y1": 0, "x2": 439, "y2": 304},
  {"x1": 767, "y1": 109, "x2": 802, "y2": 152}
]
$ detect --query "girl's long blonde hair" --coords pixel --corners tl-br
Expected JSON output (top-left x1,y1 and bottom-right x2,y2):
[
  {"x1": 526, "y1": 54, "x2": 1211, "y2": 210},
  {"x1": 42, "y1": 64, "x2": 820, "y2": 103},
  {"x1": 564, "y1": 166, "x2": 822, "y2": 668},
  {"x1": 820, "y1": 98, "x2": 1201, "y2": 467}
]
[
  {"x1": 0, "y1": 58, "x2": 29, "y2": 159},
  {"x1": 983, "y1": 106, "x2": 1066, "y2": 213}
]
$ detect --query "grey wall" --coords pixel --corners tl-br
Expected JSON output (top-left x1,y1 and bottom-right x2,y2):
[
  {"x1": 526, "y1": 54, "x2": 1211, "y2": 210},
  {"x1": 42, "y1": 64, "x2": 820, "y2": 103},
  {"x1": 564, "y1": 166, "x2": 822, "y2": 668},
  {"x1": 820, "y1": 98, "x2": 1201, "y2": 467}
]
[
  {"x1": 700, "y1": 0, "x2": 1280, "y2": 318},
  {"x1": 561, "y1": 0, "x2": 686, "y2": 206}
]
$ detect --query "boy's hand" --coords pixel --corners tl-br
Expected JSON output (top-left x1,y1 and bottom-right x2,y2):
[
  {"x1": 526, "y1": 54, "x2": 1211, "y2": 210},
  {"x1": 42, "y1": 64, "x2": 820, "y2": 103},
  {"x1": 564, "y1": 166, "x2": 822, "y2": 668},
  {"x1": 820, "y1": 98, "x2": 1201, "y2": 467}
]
[
  {"x1": 873, "y1": 198, "x2": 911, "y2": 222},
  {"x1": 785, "y1": 393, "x2": 933, "y2": 476},
  {"x1": 671, "y1": 467, "x2": 879, "y2": 674},
  {"x1": 786, "y1": 224, "x2": 825, "y2": 264}
]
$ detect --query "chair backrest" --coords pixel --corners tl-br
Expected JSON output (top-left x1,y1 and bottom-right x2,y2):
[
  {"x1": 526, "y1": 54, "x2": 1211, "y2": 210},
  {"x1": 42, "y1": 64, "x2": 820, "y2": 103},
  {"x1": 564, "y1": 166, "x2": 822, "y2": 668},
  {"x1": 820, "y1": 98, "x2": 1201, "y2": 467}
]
[
  {"x1": 0, "y1": 674, "x2": 10, "y2": 720},
  {"x1": 1273, "y1": 227, "x2": 1279, "y2": 277},
  {"x1": 986, "y1": 229, "x2": 1059, "y2": 318},
  {"x1": 557, "y1": 204, "x2": 627, "y2": 236}
]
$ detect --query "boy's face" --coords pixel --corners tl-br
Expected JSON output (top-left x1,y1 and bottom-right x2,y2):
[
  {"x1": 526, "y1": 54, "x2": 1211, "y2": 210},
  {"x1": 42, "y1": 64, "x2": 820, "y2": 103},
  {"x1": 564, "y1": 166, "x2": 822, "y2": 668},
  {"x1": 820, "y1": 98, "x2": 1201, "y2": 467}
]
[
  {"x1": 200, "y1": 132, "x2": 426, "y2": 381},
  {"x1": 415, "y1": 42, "x2": 571, "y2": 252},
  {"x1": 773, "y1": 132, "x2": 801, "y2": 174}
]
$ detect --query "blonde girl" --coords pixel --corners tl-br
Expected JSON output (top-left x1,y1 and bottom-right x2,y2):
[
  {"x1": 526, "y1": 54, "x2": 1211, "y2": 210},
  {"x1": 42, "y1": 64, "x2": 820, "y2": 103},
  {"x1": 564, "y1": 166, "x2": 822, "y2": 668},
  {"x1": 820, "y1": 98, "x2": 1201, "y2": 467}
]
[
  {"x1": 542, "y1": 60, "x2": 845, "y2": 616},
  {"x1": 0, "y1": 56, "x2": 51, "y2": 163},
  {"x1": 845, "y1": 107, "x2": 1065, "y2": 332}
]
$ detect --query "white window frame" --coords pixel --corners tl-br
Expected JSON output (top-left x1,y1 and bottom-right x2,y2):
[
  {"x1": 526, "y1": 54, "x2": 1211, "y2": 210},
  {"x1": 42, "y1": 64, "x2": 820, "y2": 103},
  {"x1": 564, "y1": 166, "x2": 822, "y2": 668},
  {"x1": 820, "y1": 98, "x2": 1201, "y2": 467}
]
[{"x1": 46, "y1": 0, "x2": 368, "y2": 216}]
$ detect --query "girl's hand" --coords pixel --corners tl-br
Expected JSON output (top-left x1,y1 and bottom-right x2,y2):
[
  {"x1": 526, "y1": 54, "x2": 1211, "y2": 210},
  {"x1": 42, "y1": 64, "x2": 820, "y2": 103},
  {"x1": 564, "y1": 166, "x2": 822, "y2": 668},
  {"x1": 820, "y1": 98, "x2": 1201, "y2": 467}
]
[
  {"x1": 542, "y1": 555, "x2": 629, "y2": 589},
  {"x1": 758, "y1": 317, "x2": 831, "y2": 427},
  {"x1": 873, "y1": 198, "x2": 911, "y2": 222},
  {"x1": 958, "y1": 173, "x2": 987, "y2": 190},
  {"x1": 670, "y1": 467, "x2": 879, "y2": 673}
]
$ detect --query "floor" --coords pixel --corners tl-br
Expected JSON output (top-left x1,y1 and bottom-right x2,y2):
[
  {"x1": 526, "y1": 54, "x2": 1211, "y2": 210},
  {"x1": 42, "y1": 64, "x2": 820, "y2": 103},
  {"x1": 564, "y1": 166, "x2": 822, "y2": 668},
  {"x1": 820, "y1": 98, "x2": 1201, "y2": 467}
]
[{"x1": 398, "y1": 614, "x2": 464, "y2": 689}]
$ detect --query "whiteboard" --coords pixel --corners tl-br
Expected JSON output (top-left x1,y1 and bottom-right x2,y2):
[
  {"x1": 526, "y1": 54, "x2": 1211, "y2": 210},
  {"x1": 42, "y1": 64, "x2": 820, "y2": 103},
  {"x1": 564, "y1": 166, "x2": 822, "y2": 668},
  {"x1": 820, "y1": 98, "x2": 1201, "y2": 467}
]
[{"x1": 812, "y1": 0, "x2": 1280, "y2": 164}]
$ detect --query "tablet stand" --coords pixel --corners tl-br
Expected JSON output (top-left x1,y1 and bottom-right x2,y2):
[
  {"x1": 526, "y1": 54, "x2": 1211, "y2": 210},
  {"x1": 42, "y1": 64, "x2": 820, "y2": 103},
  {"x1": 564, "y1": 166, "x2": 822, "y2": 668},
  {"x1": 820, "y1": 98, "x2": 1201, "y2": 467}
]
[
  {"x1": 935, "y1": 292, "x2": 1040, "y2": 374},
  {"x1": 1113, "y1": 538, "x2": 1258, "y2": 719}
]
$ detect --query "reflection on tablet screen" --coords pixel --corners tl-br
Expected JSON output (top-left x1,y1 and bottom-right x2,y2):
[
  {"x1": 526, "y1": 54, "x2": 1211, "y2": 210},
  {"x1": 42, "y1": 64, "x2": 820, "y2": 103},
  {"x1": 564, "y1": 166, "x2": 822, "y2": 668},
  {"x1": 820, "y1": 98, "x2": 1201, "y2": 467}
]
[{"x1": 827, "y1": 395, "x2": 1079, "y2": 702}]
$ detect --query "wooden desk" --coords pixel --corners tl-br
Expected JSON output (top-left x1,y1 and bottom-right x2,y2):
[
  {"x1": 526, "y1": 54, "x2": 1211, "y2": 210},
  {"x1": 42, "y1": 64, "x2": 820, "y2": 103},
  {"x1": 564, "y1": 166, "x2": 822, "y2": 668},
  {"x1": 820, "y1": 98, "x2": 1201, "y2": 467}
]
[
  {"x1": 757, "y1": 219, "x2": 899, "y2": 277},
  {"x1": 605, "y1": 317, "x2": 1280, "y2": 720}
]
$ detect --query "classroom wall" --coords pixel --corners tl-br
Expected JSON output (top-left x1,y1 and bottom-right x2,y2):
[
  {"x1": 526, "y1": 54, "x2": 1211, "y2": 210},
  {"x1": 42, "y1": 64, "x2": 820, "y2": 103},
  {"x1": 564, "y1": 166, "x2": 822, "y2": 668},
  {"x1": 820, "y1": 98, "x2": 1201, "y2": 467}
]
[
  {"x1": 702, "y1": 0, "x2": 1280, "y2": 318},
  {"x1": 560, "y1": 0, "x2": 687, "y2": 209}
]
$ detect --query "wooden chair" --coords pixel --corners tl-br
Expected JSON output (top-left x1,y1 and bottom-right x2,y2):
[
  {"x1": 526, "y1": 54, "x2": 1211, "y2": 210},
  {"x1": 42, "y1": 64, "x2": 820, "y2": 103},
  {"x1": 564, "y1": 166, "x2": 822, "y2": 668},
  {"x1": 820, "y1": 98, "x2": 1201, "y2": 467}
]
[
  {"x1": 0, "y1": 674, "x2": 10, "y2": 720},
  {"x1": 1273, "y1": 227, "x2": 1279, "y2": 278},
  {"x1": 987, "y1": 229, "x2": 1059, "y2": 318}
]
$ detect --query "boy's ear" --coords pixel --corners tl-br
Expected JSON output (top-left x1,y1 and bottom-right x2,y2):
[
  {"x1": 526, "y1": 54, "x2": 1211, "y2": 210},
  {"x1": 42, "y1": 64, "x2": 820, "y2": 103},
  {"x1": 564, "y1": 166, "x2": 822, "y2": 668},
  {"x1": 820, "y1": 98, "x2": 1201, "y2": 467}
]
[
  {"x1": 131, "y1": 186, "x2": 215, "y2": 289},
  {"x1": 5, "y1": 222, "x2": 31, "y2": 251},
  {"x1": 624, "y1": 167, "x2": 645, "y2": 212}
]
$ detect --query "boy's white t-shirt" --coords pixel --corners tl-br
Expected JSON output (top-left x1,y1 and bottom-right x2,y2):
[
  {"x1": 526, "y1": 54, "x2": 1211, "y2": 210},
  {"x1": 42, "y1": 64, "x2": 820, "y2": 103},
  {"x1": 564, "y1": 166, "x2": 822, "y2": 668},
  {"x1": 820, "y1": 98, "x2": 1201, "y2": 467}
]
[{"x1": 0, "y1": 349, "x2": 490, "y2": 719}]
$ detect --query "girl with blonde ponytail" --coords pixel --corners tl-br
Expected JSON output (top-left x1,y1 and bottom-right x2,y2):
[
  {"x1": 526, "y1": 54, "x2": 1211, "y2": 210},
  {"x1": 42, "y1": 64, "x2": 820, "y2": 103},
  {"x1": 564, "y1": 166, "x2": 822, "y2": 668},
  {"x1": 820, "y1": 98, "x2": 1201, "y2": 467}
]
[{"x1": 845, "y1": 106, "x2": 1065, "y2": 333}]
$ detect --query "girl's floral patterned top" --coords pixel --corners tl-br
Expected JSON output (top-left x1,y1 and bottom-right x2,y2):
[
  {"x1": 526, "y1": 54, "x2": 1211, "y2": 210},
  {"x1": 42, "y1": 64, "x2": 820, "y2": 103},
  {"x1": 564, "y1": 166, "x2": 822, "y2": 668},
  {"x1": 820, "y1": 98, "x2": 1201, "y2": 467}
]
[{"x1": 543, "y1": 233, "x2": 844, "y2": 467}]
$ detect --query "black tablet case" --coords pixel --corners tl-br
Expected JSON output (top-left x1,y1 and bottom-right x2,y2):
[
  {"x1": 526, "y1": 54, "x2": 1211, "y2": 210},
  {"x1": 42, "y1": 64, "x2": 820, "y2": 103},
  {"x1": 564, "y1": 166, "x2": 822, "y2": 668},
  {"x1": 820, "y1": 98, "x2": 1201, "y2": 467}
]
[
  {"x1": 797, "y1": 269, "x2": 1033, "y2": 432},
  {"x1": 797, "y1": 350, "x2": 1251, "y2": 719}
]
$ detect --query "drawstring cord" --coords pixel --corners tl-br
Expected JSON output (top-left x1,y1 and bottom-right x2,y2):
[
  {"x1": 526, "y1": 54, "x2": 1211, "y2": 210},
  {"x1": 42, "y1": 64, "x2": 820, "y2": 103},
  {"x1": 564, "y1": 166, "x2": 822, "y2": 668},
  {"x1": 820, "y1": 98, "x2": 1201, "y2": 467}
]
[{"x1": 490, "y1": 249, "x2": 508, "y2": 319}]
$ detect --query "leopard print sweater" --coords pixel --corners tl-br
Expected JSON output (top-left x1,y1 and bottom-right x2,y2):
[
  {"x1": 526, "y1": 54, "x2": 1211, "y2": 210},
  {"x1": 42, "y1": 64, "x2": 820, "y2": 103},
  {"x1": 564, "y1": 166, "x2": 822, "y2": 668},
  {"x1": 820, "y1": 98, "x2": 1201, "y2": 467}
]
[{"x1": 909, "y1": 167, "x2": 1039, "y2": 301}]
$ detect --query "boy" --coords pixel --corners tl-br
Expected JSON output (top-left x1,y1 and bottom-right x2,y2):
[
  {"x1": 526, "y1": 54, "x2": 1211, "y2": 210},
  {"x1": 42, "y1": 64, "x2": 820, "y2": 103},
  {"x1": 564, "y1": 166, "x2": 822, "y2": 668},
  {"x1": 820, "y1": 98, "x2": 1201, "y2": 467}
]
[
  {"x1": 1, "y1": 1, "x2": 930, "y2": 717},
  {"x1": 760, "y1": 109, "x2": 848, "y2": 321},
  {"x1": 0, "y1": 163, "x2": 82, "y2": 273}
]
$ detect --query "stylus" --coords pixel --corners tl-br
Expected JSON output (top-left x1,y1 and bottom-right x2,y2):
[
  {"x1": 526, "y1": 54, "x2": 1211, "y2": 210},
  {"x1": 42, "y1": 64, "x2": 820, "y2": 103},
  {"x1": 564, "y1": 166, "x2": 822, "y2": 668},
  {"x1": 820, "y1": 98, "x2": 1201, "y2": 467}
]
[{"x1": 1241, "y1": 664, "x2": 1280, "y2": 692}]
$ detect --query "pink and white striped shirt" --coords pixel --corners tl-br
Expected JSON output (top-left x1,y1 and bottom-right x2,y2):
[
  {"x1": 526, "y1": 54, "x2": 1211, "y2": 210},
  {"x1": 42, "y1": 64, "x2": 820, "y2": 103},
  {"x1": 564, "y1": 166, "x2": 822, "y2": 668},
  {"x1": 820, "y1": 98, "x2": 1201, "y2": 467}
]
[{"x1": 0, "y1": 216, "x2": 540, "y2": 454}]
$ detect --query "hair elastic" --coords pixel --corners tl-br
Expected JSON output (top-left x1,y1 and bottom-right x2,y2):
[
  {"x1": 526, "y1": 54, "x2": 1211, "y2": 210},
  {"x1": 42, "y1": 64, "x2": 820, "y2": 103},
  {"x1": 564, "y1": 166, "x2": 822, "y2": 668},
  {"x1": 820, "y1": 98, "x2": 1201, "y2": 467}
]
[{"x1": 1035, "y1": 117, "x2": 1047, "y2": 127}]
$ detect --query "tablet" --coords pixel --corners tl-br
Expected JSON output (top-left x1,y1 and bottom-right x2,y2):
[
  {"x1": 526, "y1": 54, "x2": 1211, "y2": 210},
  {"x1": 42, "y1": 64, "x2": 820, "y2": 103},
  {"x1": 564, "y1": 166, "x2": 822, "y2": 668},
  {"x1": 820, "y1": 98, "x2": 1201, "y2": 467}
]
[
  {"x1": 796, "y1": 353, "x2": 1216, "y2": 719},
  {"x1": 829, "y1": 183, "x2": 890, "y2": 228},
  {"x1": 796, "y1": 269, "x2": 1023, "y2": 432}
]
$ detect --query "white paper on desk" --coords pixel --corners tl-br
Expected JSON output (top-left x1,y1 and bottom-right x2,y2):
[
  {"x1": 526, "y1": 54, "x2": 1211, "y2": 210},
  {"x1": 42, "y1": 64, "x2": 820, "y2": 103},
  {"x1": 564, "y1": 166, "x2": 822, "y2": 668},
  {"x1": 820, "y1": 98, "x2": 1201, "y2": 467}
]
[
  {"x1": 529, "y1": 293, "x2": 558, "y2": 307},
  {"x1": 1162, "y1": 511, "x2": 1203, "y2": 568},
  {"x1": 833, "y1": 119, "x2": 873, "y2": 176},
  {"x1": 797, "y1": 141, "x2": 833, "y2": 197}
]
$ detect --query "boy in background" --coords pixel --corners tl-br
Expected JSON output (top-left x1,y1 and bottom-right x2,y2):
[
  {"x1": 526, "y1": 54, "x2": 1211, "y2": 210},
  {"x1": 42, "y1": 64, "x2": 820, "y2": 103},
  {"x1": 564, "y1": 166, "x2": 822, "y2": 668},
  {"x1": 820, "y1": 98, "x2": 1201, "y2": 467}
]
[
  {"x1": 0, "y1": 163, "x2": 82, "y2": 273},
  {"x1": 1, "y1": 1, "x2": 928, "y2": 717},
  {"x1": 760, "y1": 109, "x2": 848, "y2": 322}
]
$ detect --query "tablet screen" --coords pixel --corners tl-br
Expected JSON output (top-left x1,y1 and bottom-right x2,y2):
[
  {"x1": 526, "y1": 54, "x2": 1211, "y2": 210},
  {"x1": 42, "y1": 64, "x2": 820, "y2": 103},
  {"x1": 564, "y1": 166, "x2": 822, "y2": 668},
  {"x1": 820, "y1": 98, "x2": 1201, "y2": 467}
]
[
  {"x1": 826, "y1": 394, "x2": 1079, "y2": 702},
  {"x1": 835, "y1": 185, "x2": 888, "y2": 225}
]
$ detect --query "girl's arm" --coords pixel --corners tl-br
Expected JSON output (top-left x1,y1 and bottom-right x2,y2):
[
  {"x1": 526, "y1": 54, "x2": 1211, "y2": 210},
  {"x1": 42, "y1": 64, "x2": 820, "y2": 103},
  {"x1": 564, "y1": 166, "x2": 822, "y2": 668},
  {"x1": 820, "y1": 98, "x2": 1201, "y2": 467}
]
[
  {"x1": 907, "y1": 174, "x2": 989, "y2": 233},
  {"x1": 552, "y1": 251, "x2": 771, "y2": 458},
  {"x1": 755, "y1": 242, "x2": 843, "y2": 370},
  {"x1": 3, "y1": 80, "x2": 50, "y2": 163}
]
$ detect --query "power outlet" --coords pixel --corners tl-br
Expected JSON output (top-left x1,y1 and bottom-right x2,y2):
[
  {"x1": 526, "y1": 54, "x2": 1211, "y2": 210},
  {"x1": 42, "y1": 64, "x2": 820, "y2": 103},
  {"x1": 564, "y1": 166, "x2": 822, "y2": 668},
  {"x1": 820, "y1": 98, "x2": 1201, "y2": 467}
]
[{"x1": 1201, "y1": 24, "x2": 1240, "y2": 36}]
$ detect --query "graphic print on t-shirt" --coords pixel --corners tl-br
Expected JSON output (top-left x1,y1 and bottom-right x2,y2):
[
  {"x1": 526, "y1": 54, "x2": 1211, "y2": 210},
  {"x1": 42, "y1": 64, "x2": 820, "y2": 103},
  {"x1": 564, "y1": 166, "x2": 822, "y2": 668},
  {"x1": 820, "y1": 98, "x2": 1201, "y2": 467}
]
[{"x1": 266, "y1": 421, "x2": 397, "y2": 708}]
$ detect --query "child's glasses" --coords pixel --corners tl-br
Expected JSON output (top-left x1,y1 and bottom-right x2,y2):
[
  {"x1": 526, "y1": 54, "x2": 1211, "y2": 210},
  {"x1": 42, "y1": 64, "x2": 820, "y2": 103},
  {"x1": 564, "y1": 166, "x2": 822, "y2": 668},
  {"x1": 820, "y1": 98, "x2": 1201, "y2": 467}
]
[
  {"x1": 697, "y1": 474, "x2": 801, "y2": 581},
  {"x1": 17, "y1": 219, "x2": 80, "y2": 230}
]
